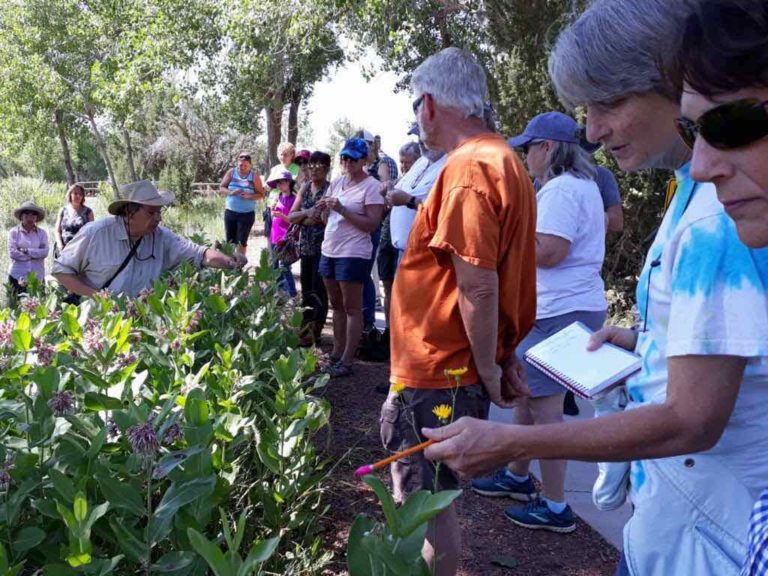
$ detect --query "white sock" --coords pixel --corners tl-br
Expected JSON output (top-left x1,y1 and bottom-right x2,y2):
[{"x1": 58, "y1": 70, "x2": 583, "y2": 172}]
[
  {"x1": 505, "y1": 470, "x2": 529, "y2": 483},
  {"x1": 543, "y1": 497, "x2": 567, "y2": 514}
]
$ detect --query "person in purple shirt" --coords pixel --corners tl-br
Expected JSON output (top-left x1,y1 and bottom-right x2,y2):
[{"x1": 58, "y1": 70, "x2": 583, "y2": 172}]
[
  {"x1": 267, "y1": 167, "x2": 297, "y2": 296},
  {"x1": 8, "y1": 200, "x2": 49, "y2": 297}
]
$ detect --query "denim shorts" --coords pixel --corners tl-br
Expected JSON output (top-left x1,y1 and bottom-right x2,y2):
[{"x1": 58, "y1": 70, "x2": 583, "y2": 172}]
[{"x1": 318, "y1": 255, "x2": 369, "y2": 283}]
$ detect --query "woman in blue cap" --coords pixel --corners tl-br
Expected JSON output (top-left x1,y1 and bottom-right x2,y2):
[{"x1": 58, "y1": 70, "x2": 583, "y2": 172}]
[
  {"x1": 471, "y1": 111, "x2": 605, "y2": 534},
  {"x1": 316, "y1": 138, "x2": 386, "y2": 377}
]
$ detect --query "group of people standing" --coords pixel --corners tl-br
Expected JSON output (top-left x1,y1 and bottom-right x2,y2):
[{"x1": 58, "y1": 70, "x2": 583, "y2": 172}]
[{"x1": 380, "y1": 1, "x2": 768, "y2": 576}]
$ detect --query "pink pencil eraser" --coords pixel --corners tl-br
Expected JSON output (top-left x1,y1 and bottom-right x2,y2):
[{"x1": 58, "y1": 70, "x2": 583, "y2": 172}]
[{"x1": 354, "y1": 465, "x2": 373, "y2": 478}]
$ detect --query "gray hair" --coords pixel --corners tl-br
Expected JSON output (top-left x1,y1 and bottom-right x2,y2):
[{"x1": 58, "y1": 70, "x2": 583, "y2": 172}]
[
  {"x1": 399, "y1": 142, "x2": 421, "y2": 159},
  {"x1": 549, "y1": 0, "x2": 698, "y2": 109},
  {"x1": 544, "y1": 141, "x2": 595, "y2": 182},
  {"x1": 411, "y1": 47, "x2": 488, "y2": 118}
]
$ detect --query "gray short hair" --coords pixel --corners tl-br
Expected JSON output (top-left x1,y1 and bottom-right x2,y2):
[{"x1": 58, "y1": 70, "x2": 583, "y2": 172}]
[
  {"x1": 411, "y1": 47, "x2": 488, "y2": 118},
  {"x1": 544, "y1": 141, "x2": 595, "y2": 182},
  {"x1": 399, "y1": 142, "x2": 421, "y2": 159},
  {"x1": 549, "y1": 0, "x2": 698, "y2": 109}
]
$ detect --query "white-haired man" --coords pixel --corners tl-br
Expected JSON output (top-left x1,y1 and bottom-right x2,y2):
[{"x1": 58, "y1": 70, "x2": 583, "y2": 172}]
[{"x1": 381, "y1": 47, "x2": 537, "y2": 575}]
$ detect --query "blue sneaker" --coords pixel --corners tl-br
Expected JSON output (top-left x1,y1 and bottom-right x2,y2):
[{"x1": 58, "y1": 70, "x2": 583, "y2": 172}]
[
  {"x1": 504, "y1": 498, "x2": 576, "y2": 533},
  {"x1": 471, "y1": 469, "x2": 538, "y2": 501}
]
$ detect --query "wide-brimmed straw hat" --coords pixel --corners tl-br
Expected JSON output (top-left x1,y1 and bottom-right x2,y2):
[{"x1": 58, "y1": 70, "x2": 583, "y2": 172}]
[
  {"x1": 108, "y1": 180, "x2": 175, "y2": 215},
  {"x1": 13, "y1": 200, "x2": 46, "y2": 222}
]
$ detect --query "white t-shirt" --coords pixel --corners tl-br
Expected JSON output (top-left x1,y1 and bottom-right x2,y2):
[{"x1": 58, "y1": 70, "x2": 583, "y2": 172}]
[
  {"x1": 390, "y1": 155, "x2": 447, "y2": 250},
  {"x1": 622, "y1": 164, "x2": 768, "y2": 576},
  {"x1": 321, "y1": 175, "x2": 385, "y2": 259},
  {"x1": 535, "y1": 172, "x2": 606, "y2": 318}
]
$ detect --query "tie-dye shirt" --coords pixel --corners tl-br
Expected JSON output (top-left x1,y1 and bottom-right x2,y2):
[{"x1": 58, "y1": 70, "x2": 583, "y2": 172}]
[{"x1": 622, "y1": 163, "x2": 768, "y2": 576}]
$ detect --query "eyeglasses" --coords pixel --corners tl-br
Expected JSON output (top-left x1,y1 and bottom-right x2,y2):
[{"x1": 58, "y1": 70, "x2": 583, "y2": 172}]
[
  {"x1": 413, "y1": 93, "x2": 430, "y2": 115},
  {"x1": 676, "y1": 98, "x2": 768, "y2": 150},
  {"x1": 520, "y1": 140, "x2": 545, "y2": 155},
  {"x1": 308, "y1": 163, "x2": 328, "y2": 170},
  {"x1": 238, "y1": 155, "x2": 251, "y2": 161}
]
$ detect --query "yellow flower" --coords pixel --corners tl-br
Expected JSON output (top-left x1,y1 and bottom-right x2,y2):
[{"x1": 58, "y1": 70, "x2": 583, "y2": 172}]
[
  {"x1": 444, "y1": 367, "x2": 468, "y2": 377},
  {"x1": 432, "y1": 404, "x2": 453, "y2": 422},
  {"x1": 390, "y1": 382, "x2": 406, "y2": 394}
]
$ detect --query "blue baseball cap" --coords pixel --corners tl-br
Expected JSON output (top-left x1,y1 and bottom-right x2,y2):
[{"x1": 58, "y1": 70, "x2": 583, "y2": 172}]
[
  {"x1": 507, "y1": 111, "x2": 581, "y2": 148},
  {"x1": 339, "y1": 138, "x2": 369, "y2": 160}
]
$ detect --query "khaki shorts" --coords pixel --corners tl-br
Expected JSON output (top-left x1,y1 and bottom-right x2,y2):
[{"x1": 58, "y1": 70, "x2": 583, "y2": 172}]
[{"x1": 379, "y1": 384, "x2": 489, "y2": 498}]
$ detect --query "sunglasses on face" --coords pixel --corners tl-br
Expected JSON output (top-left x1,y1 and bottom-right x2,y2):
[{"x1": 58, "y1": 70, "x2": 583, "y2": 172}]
[
  {"x1": 520, "y1": 140, "x2": 544, "y2": 155},
  {"x1": 676, "y1": 98, "x2": 768, "y2": 150},
  {"x1": 238, "y1": 155, "x2": 251, "y2": 161},
  {"x1": 340, "y1": 155, "x2": 359, "y2": 162},
  {"x1": 412, "y1": 94, "x2": 426, "y2": 115}
]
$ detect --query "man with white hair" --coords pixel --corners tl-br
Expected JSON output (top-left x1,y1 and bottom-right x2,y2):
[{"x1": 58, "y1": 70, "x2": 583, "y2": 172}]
[{"x1": 380, "y1": 47, "x2": 537, "y2": 575}]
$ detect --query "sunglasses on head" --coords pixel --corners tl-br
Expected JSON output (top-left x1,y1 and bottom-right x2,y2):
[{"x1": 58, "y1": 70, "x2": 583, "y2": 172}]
[
  {"x1": 676, "y1": 98, "x2": 768, "y2": 150},
  {"x1": 238, "y1": 155, "x2": 251, "y2": 161}
]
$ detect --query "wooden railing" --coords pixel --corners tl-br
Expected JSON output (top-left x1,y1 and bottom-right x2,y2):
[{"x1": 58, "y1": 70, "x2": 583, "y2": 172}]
[{"x1": 75, "y1": 181, "x2": 221, "y2": 197}]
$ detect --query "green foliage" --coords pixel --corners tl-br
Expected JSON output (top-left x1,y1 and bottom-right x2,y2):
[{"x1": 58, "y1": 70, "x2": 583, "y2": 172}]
[
  {"x1": 0, "y1": 258, "x2": 331, "y2": 573},
  {"x1": 347, "y1": 476, "x2": 461, "y2": 576}
]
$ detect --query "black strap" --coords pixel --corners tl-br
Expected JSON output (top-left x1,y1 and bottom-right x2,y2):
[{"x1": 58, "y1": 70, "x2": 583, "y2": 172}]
[{"x1": 102, "y1": 236, "x2": 142, "y2": 290}]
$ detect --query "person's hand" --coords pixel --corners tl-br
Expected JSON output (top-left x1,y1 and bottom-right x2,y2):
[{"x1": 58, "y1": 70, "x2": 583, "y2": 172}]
[
  {"x1": 422, "y1": 417, "x2": 523, "y2": 477},
  {"x1": 379, "y1": 180, "x2": 393, "y2": 198},
  {"x1": 231, "y1": 253, "x2": 247, "y2": 269},
  {"x1": 387, "y1": 189, "x2": 412, "y2": 207},
  {"x1": 499, "y1": 354, "x2": 530, "y2": 406},
  {"x1": 480, "y1": 364, "x2": 517, "y2": 409},
  {"x1": 587, "y1": 325, "x2": 637, "y2": 352},
  {"x1": 240, "y1": 191, "x2": 252, "y2": 199},
  {"x1": 319, "y1": 197, "x2": 343, "y2": 213}
]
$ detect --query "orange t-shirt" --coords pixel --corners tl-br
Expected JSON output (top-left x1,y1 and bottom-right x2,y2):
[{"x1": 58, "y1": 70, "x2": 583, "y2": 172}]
[{"x1": 389, "y1": 133, "x2": 537, "y2": 389}]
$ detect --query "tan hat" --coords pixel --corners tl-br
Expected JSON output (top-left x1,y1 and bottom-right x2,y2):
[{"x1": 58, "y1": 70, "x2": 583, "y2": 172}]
[
  {"x1": 13, "y1": 200, "x2": 46, "y2": 222},
  {"x1": 108, "y1": 180, "x2": 175, "y2": 215}
]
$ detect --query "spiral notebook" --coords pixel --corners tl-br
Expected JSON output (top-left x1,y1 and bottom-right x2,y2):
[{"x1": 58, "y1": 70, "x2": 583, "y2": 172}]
[{"x1": 524, "y1": 322, "x2": 641, "y2": 399}]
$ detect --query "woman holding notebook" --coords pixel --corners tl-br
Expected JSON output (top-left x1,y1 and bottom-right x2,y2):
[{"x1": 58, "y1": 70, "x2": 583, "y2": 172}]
[
  {"x1": 423, "y1": 1, "x2": 768, "y2": 575},
  {"x1": 468, "y1": 111, "x2": 607, "y2": 534}
]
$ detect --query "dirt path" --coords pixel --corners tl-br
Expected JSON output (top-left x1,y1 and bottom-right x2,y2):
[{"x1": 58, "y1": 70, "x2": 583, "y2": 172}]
[{"x1": 315, "y1": 357, "x2": 620, "y2": 576}]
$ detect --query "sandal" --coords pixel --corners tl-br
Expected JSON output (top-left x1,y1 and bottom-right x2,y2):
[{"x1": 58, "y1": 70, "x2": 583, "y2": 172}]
[{"x1": 326, "y1": 361, "x2": 353, "y2": 378}]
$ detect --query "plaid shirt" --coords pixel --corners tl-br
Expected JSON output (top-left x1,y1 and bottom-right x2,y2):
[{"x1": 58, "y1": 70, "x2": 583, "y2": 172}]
[
  {"x1": 743, "y1": 490, "x2": 768, "y2": 576},
  {"x1": 367, "y1": 154, "x2": 399, "y2": 182}
]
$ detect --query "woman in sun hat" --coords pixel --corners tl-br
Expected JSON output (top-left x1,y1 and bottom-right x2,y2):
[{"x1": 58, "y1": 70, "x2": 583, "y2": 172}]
[
  {"x1": 8, "y1": 200, "x2": 49, "y2": 296},
  {"x1": 53, "y1": 180, "x2": 245, "y2": 298},
  {"x1": 266, "y1": 166, "x2": 298, "y2": 296}
]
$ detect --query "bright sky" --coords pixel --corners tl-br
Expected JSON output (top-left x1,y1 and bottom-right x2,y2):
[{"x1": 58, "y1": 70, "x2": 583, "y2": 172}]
[{"x1": 305, "y1": 57, "x2": 415, "y2": 159}]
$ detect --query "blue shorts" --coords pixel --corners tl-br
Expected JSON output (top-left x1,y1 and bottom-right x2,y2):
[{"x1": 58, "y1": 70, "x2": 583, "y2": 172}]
[{"x1": 319, "y1": 255, "x2": 369, "y2": 283}]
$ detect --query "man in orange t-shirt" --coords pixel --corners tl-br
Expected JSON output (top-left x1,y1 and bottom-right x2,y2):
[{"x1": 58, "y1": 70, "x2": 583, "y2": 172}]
[{"x1": 379, "y1": 48, "x2": 536, "y2": 576}]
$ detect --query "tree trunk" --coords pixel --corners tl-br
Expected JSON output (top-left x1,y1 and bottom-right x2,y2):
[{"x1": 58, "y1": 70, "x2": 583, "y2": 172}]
[
  {"x1": 265, "y1": 104, "x2": 283, "y2": 168},
  {"x1": 54, "y1": 109, "x2": 76, "y2": 186},
  {"x1": 287, "y1": 94, "x2": 300, "y2": 145},
  {"x1": 122, "y1": 127, "x2": 138, "y2": 182},
  {"x1": 85, "y1": 108, "x2": 119, "y2": 196}
]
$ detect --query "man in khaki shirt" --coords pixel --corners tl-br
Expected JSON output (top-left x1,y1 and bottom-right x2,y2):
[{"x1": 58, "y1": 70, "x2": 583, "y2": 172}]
[{"x1": 53, "y1": 180, "x2": 243, "y2": 298}]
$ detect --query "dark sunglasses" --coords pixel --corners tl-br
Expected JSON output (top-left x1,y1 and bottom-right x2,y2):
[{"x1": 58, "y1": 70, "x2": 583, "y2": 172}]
[
  {"x1": 676, "y1": 98, "x2": 768, "y2": 150},
  {"x1": 238, "y1": 155, "x2": 251, "y2": 161},
  {"x1": 296, "y1": 159, "x2": 308, "y2": 166},
  {"x1": 340, "y1": 154, "x2": 359, "y2": 162},
  {"x1": 412, "y1": 94, "x2": 426, "y2": 115},
  {"x1": 519, "y1": 140, "x2": 544, "y2": 155}
]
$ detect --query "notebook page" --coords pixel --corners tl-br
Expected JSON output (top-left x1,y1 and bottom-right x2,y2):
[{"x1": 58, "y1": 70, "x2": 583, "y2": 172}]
[{"x1": 526, "y1": 322, "x2": 639, "y2": 392}]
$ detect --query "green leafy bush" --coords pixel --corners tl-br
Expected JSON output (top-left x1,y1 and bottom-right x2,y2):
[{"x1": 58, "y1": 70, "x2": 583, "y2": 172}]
[{"x1": 0, "y1": 254, "x2": 330, "y2": 574}]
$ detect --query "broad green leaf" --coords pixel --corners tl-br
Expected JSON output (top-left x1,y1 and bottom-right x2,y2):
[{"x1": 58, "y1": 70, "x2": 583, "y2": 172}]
[
  {"x1": 49, "y1": 468, "x2": 77, "y2": 503},
  {"x1": 13, "y1": 526, "x2": 46, "y2": 552},
  {"x1": 42, "y1": 563, "x2": 76, "y2": 576},
  {"x1": 151, "y1": 551, "x2": 196, "y2": 572},
  {"x1": 11, "y1": 329, "x2": 31, "y2": 352},
  {"x1": 83, "y1": 393, "x2": 124, "y2": 411},
  {"x1": 95, "y1": 475, "x2": 144, "y2": 516},
  {"x1": 149, "y1": 475, "x2": 216, "y2": 544},
  {"x1": 0, "y1": 541, "x2": 8, "y2": 573},
  {"x1": 107, "y1": 518, "x2": 145, "y2": 563},
  {"x1": 32, "y1": 366, "x2": 60, "y2": 398},
  {"x1": 397, "y1": 489, "x2": 462, "y2": 537},
  {"x1": 184, "y1": 389, "x2": 209, "y2": 426},
  {"x1": 152, "y1": 446, "x2": 205, "y2": 480},
  {"x1": 347, "y1": 515, "x2": 377, "y2": 576},
  {"x1": 85, "y1": 428, "x2": 107, "y2": 459},
  {"x1": 187, "y1": 528, "x2": 231, "y2": 576},
  {"x1": 363, "y1": 475, "x2": 400, "y2": 536},
  {"x1": 73, "y1": 492, "x2": 88, "y2": 523},
  {"x1": 240, "y1": 537, "x2": 279, "y2": 574}
]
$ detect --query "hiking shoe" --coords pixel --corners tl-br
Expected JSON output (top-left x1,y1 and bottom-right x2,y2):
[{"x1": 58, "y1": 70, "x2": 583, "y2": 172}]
[
  {"x1": 471, "y1": 469, "x2": 538, "y2": 501},
  {"x1": 505, "y1": 498, "x2": 576, "y2": 533}
]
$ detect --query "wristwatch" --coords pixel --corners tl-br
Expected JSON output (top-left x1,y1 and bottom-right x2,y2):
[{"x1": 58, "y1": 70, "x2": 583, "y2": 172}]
[{"x1": 406, "y1": 195, "x2": 418, "y2": 210}]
